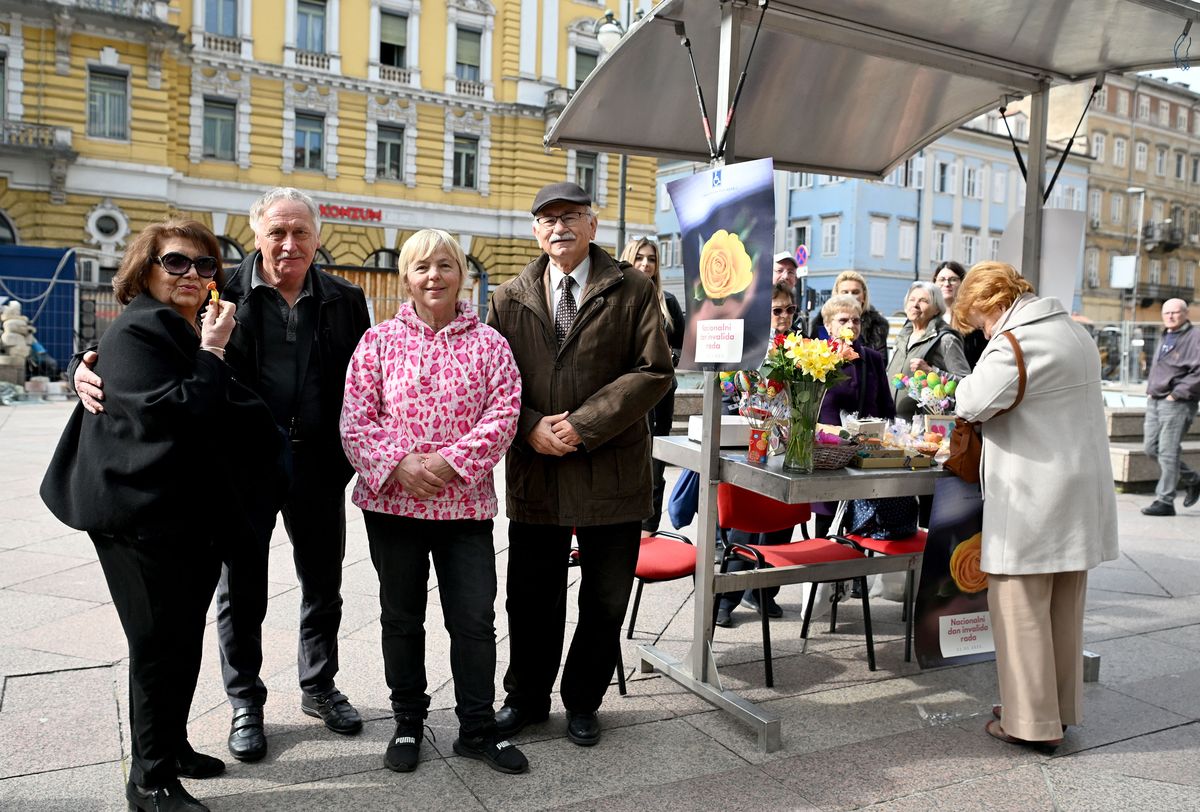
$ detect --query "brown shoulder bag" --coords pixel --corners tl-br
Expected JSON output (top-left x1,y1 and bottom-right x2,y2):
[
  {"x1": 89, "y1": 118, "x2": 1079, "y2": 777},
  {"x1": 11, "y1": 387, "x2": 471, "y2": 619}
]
[{"x1": 943, "y1": 330, "x2": 1026, "y2": 483}]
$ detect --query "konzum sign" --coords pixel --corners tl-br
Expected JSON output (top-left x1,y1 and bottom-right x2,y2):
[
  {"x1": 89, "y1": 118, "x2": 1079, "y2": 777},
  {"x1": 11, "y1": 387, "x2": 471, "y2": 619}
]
[{"x1": 319, "y1": 204, "x2": 383, "y2": 222}]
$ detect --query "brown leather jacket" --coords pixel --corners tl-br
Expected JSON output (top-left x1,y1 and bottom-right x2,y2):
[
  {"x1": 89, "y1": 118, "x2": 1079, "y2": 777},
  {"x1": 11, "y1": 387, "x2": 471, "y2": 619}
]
[{"x1": 487, "y1": 243, "x2": 673, "y2": 526}]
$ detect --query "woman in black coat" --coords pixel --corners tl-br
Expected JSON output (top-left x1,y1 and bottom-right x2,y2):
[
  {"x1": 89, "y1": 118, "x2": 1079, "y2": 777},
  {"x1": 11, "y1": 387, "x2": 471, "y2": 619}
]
[
  {"x1": 933, "y1": 260, "x2": 988, "y2": 368},
  {"x1": 809, "y1": 270, "x2": 890, "y2": 355},
  {"x1": 41, "y1": 220, "x2": 284, "y2": 812},
  {"x1": 621, "y1": 238, "x2": 685, "y2": 535}
]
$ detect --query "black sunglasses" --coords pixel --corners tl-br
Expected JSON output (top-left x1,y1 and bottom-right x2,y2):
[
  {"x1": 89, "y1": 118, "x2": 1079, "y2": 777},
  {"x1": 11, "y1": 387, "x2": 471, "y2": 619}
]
[
  {"x1": 772, "y1": 305, "x2": 797, "y2": 316},
  {"x1": 155, "y1": 252, "x2": 219, "y2": 278}
]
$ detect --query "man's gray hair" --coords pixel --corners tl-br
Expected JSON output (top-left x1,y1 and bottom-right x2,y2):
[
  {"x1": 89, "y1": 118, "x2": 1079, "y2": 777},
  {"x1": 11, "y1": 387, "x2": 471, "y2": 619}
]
[
  {"x1": 907, "y1": 280, "x2": 946, "y2": 319},
  {"x1": 249, "y1": 187, "x2": 321, "y2": 232}
]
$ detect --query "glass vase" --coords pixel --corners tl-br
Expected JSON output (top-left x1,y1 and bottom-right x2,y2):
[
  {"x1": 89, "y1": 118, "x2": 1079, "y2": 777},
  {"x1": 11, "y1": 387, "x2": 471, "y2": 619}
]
[{"x1": 784, "y1": 379, "x2": 826, "y2": 474}]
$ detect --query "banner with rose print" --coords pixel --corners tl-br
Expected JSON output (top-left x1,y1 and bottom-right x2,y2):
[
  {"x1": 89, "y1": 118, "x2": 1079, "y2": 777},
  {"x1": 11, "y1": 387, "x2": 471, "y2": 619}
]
[
  {"x1": 667, "y1": 158, "x2": 775, "y2": 371},
  {"x1": 913, "y1": 475, "x2": 997, "y2": 669}
]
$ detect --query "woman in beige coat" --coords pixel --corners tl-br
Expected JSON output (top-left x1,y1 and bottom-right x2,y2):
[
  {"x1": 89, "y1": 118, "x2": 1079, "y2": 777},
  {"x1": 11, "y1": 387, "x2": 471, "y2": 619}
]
[{"x1": 954, "y1": 262, "x2": 1118, "y2": 751}]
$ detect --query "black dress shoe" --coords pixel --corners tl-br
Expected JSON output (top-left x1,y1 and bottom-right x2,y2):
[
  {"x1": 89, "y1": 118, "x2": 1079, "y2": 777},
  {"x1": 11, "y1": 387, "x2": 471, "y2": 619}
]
[
  {"x1": 175, "y1": 742, "x2": 225, "y2": 779},
  {"x1": 126, "y1": 779, "x2": 210, "y2": 811},
  {"x1": 227, "y1": 706, "x2": 266, "y2": 762},
  {"x1": 494, "y1": 705, "x2": 548, "y2": 737},
  {"x1": 1142, "y1": 500, "x2": 1176, "y2": 516},
  {"x1": 1184, "y1": 478, "x2": 1200, "y2": 509},
  {"x1": 566, "y1": 711, "x2": 601, "y2": 746},
  {"x1": 301, "y1": 687, "x2": 363, "y2": 735}
]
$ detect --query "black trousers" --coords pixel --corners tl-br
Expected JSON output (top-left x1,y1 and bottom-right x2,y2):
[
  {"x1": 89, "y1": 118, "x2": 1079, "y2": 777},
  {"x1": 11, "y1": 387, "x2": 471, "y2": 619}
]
[
  {"x1": 503, "y1": 520, "x2": 641, "y2": 716},
  {"x1": 365, "y1": 513, "x2": 498, "y2": 733},
  {"x1": 642, "y1": 386, "x2": 677, "y2": 534},
  {"x1": 216, "y1": 445, "x2": 347, "y2": 707},
  {"x1": 91, "y1": 530, "x2": 220, "y2": 788}
]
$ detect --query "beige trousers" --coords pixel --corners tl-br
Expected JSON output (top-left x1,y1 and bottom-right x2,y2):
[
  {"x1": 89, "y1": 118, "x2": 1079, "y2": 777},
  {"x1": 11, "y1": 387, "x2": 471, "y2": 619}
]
[{"x1": 987, "y1": 570, "x2": 1087, "y2": 742}]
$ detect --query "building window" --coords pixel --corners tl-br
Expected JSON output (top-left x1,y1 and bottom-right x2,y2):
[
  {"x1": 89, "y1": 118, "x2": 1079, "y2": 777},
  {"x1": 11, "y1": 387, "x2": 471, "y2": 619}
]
[
  {"x1": 1091, "y1": 132, "x2": 1105, "y2": 162},
  {"x1": 989, "y1": 237, "x2": 1001, "y2": 261},
  {"x1": 1114, "y1": 137, "x2": 1127, "y2": 168},
  {"x1": 87, "y1": 68, "x2": 129, "y2": 140},
  {"x1": 380, "y1": 12, "x2": 407, "y2": 67},
  {"x1": 1179, "y1": 109, "x2": 1189, "y2": 131},
  {"x1": 294, "y1": 113, "x2": 324, "y2": 170},
  {"x1": 1096, "y1": 87, "x2": 1108, "y2": 109},
  {"x1": 1116, "y1": 89, "x2": 1129, "y2": 116},
  {"x1": 1137, "y1": 94, "x2": 1150, "y2": 120},
  {"x1": 962, "y1": 233, "x2": 978, "y2": 266},
  {"x1": 657, "y1": 238, "x2": 673, "y2": 267},
  {"x1": 991, "y1": 169, "x2": 1006, "y2": 203},
  {"x1": 788, "y1": 172, "x2": 813, "y2": 189},
  {"x1": 1135, "y1": 142, "x2": 1148, "y2": 171},
  {"x1": 898, "y1": 223, "x2": 915, "y2": 261},
  {"x1": 935, "y1": 160, "x2": 956, "y2": 194},
  {"x1": 1085, "y1": 248, "x2": 1099, "y2": 288},
  {"x1": 0, "y1": 55, "x2": 6, "y2": 122},
  {"x1": 1192, "y1": 156, "x2": 1200, "y2": 184},
  {"x1": 452, "y1": 135, "x2": 478, "y2": 188},
  {"x1": 932, "y1": 229, "x2": 950, "y2": 263},
  {"x1": 869, "y1": 219, "x2": 886, "y2": 257},
  {"x1": 1158, "y1": 103, "x2": 1170, "y2": 127},
  {"x1": 376, "y1": 124, "x2": 405, "y2": 180},
  {"x1": 906, "y1": 155, "x2": 924, "y2": 189},
  {"x1": 821, "y1": 218, "x2": 839, "y2": 256},
  {"x1": 962, "y1": 165, "x2": 979, "y2": 198},
  {"x1": 791, "y1": 223, "x2": 809, "y2": 254},
  {"x1": 1089, "y1": 189, "x2": 1102, "y2": 219},
  {"x1": 575, "y1": 151, "x2": 597, "y2": 199},
  {"x1": 218, "y1": 236, "x2": 245, "y2": 266},
  {"x1": 1156, "y1": 147, "x2": 1167, "y2": 176},
  {"x1": 1187, "y1": 261, "x2": 1196, "y2": 288},
  {"x1": 206, "y1": 0, "x2": 237, "y2": 36},
  {"x1": 202, "y1": 99, "x2": 237, "y2": 160},
  {"x1": 1110, "y1": 193, "x2": 1124, "y2": 224},
  {"x1": 1149, "y1": 259, "x2": 1162, "y2": 285},
  {"x1": 366, "y1": 248, "x2": 399, "y2": 269},
  {"x1": 574, "y1": 49, "x2": 598, "y2": 90},
  {"x1": 297, "y1": 0, "x2": 327, "y2": 53},
  {"x1": 1177, "y1": 152, "x2": 1187, "y2": 181},
  {"x1": 455, "y1": 28, "x2": 481, "y2": 82},
  {"x1": 1169, "y1": 258, "x2": 1180, "y2": 286}
]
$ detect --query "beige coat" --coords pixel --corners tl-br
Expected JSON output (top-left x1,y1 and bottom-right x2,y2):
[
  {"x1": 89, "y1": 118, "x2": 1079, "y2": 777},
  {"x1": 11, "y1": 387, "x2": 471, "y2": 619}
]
[
  {"x1": 486, "y1": 244, "x2": 673, "y2": 526},
  {"x1": 954, "y1": 295, "x2": 1119, "y2": 575}
]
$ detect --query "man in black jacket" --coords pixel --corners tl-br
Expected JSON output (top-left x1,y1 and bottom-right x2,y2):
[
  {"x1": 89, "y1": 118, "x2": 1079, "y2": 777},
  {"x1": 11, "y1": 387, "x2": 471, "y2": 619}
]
[
  {"x1": 1142, "y1": 298, "x2": 1200, "y2": 516},
  {"x1": 74, "y1": 187, "x2": 372, "y2": 762}
]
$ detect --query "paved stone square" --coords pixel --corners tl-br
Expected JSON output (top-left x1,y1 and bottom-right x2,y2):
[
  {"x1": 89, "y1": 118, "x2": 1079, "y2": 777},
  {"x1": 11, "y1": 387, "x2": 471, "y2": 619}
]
[{"x1": 1, "y1": 402, "x2": 1198, "y2": 810}]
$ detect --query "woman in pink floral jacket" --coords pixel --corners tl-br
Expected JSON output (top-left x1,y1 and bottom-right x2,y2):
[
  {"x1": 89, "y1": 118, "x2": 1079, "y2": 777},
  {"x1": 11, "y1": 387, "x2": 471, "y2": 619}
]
[{"x1": 339, "y1": 229, "x2": 526, "y2": 775}]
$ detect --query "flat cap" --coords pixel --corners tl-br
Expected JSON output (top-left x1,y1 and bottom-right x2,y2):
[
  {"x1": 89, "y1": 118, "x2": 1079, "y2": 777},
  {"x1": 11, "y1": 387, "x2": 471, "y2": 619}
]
[{"x1": 531, "y1": 181, "x2": 592, "y2": 215}]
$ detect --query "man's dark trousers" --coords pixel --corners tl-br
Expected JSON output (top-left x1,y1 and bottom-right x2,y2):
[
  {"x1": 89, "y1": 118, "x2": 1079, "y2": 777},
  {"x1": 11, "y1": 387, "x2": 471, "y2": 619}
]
[
  {"x1": 216, "y1": 443, "x2": 347, "y2": 707},
  {"x1": 502, "y1": 521, "x2": 641, "y2": 716}
]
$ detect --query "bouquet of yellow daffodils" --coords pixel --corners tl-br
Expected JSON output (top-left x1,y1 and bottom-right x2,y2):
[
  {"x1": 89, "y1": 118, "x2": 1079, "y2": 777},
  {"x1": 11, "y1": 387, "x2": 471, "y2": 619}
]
[{"x1": 761, "y1": 329, "x2": 860, "y2": 385}]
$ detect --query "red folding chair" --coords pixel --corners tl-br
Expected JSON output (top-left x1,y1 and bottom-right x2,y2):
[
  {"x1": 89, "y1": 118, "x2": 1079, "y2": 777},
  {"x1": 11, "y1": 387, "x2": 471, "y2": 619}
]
[
  {"x1": 715, "y1": 484, "x2": 880, "y2": 687},
  {"x1": 626, "y1": 531, "x2": 697, "y2": 639},
  {"x1": 835, "y1": 528, "x2": 927, "y2": 662}
]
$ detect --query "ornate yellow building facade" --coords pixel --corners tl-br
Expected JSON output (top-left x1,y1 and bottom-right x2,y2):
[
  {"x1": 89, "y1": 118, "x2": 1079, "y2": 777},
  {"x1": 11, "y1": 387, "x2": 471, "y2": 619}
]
[{"x1": 0, "y1": 0, "x2": 655, "y2": 294}]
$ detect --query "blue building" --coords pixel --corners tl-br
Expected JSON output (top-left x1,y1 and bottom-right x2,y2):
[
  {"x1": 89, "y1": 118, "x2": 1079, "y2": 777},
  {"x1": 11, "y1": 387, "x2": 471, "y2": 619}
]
[{"x1": 655, "y1": 111, "x2": 1091, "y2": 322}]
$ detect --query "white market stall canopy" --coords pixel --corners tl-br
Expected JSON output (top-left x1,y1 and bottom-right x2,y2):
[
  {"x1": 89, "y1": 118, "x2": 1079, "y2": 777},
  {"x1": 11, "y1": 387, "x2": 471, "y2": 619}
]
[{"x1": 546, "y1": 0, "x2": 1200, "y2": 178}]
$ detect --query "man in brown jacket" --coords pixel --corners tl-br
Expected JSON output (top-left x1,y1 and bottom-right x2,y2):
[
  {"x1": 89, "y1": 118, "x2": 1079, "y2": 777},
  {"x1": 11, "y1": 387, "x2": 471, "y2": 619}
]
[{"x1": 486, "y1": 182, "x2": 673, "y2": 746}]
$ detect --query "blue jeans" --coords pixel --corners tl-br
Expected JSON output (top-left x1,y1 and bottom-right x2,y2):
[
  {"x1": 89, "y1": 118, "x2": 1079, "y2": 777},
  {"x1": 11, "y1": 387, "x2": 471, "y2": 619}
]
[
  {"x1": 365, "y1": 513, "x2": 498, "y2": 734},
  {"x1": 1144, "y1": 397, "x2": 1199, "y2": 503}
]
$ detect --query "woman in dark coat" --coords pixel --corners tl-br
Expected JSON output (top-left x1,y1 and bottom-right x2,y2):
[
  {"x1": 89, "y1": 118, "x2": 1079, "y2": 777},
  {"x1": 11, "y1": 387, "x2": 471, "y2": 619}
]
[
  {"x1": 809, "y1": 270, "x2": 890, "y2": 355},
  {"x1": 934, "y1": 260, "x2": 988, "y2": 368},
  {"x1": 621, "y1": 237, "x2": 685, "y2": 535},
  {"x1": 812, "y1": 294, "x2": 897, "y2": 538},
  {"x1": 41, "y1": 220, "x2": 283, "y2": 812},
  {"x1": 886, "y1": 281, "x2": 972, "y2": 421}
]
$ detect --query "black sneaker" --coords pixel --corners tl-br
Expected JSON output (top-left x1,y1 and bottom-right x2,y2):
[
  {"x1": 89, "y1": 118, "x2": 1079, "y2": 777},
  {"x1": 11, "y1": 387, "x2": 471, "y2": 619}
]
[
  {"x1": 384, "y1": 717, "x2": 427, "y2": 773},
  {"x1": 715, "y1": 606, "x2": 734, "y2": 627},
  {"x1": 1183, "y1": 479, "x2": 1200, "y2": 509},
  {"x1": 1142, "y1": 500, "x2": 1176, "y2": 516},
  {"x1": 452, "y1": 731, "x2": 529, "y2": 774}
]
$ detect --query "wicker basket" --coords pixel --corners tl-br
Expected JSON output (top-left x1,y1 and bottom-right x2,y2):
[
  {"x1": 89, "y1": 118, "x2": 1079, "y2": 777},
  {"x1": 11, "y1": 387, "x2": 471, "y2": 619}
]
[{"x1": 812, "y1": 442, "x2": 860, "y2": 470}]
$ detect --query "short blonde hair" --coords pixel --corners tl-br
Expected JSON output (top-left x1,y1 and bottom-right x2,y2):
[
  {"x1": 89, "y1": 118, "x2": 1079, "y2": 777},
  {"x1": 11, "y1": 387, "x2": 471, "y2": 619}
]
[
  {"x1": 820, "y1": 293, "x2": 862, "y2": 325},
  {"x1": 833, "y1": 270, "x2": 870, "y2": 309},
  {"x1": 954, "y1": 261, "x2": 1034, "y2": 326},
  {"x1": 397, "y1": 229, "x2": 468, "y2": 300}
]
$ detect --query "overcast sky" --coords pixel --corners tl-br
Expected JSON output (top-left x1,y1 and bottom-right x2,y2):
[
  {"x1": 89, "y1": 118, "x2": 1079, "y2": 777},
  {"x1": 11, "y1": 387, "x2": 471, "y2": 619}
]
[{"x1": 1138, "y1": 67, "x2": 1198, "y2": 89}]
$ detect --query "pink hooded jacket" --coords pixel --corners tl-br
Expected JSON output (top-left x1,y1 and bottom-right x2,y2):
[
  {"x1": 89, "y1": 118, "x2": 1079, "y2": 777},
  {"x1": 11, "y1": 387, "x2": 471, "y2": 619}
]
[{"x1": 340, "y1": 301, "x2": 521, "y2": 521}]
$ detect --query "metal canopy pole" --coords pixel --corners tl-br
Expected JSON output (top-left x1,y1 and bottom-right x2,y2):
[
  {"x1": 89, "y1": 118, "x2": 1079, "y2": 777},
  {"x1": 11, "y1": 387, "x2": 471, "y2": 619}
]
[{"x1": 1022, "y1": 79, "x2": 1049, "y2": 291}]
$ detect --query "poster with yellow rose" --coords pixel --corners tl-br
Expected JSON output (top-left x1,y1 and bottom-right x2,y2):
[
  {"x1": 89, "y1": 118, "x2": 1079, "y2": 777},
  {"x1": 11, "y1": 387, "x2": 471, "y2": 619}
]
[
  {"x1": 666, "y1": 158, "x2": 775, "y2": 371},
  {"x1": 913, "y1": 476, "x2": 997, "y2": 669}
]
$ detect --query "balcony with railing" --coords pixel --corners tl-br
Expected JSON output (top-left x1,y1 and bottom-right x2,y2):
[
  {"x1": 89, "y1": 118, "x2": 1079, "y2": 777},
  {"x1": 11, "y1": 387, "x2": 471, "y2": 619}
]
[
  {"x1": 455, "y1": 79, "x2": 486, "y2": 98},
  {"x1": 296, "y1": 50, "x2": 331, "y2": 70},
  {"x1": 1143, "y1": 221, "x2": 1184, "y2": 253},
  {"x1": 0, "y1": 121, "x2": 74, "y2": 152},
  {"x1": 201, "y1": 32, "x2": 242, "y2": 55},
  {"x1": 379, "y1": 64, "x2": 411, "y2": 84},
  {"x1": 1138, "y1": 282, "x2": 1194, "y2": 302},
  {"x1": 75, "y1": 0, "x2": 169, "y2": 23}
]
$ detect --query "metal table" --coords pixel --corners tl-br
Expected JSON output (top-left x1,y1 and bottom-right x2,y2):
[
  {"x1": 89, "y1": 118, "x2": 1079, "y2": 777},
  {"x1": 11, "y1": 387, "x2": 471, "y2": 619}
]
[{"x1": 640, "y1": 433, "x2": 945, "y2": 752}]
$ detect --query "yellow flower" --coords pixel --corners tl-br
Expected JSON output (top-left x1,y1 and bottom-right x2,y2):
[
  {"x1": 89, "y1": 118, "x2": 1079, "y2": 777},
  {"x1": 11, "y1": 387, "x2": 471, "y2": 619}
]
[
  {"x1": 949, "y1": 533, "x2": 988, "y2": 594},
  {"x1": 698, "y1": 229, "x2": 753, "y2": 300}
]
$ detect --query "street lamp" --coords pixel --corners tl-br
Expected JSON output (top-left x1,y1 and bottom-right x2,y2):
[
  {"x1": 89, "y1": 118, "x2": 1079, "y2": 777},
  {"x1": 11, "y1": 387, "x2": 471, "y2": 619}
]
[
  {"x1": 596, "y1": 10, "x2": 629, "y2": 252},
  {"x1": 1125, "y1": 186, "x2": 1146, "y2": 385}
]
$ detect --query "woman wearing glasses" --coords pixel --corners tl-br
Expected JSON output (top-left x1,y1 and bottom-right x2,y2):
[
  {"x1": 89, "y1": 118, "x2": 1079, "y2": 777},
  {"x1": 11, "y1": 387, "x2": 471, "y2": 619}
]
[
  {"x1": 933, "y1": 260, "x2": 987, "y2": 369},
  {"x1": 809, "y1": 271, "x2": 890, "y2": 354},
  {"x1": 620, "y1": 238, "x2": 685, "y2": 536},
  {"x1": 42, "y1": 219, "x2": 283, "y2": 812}
]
